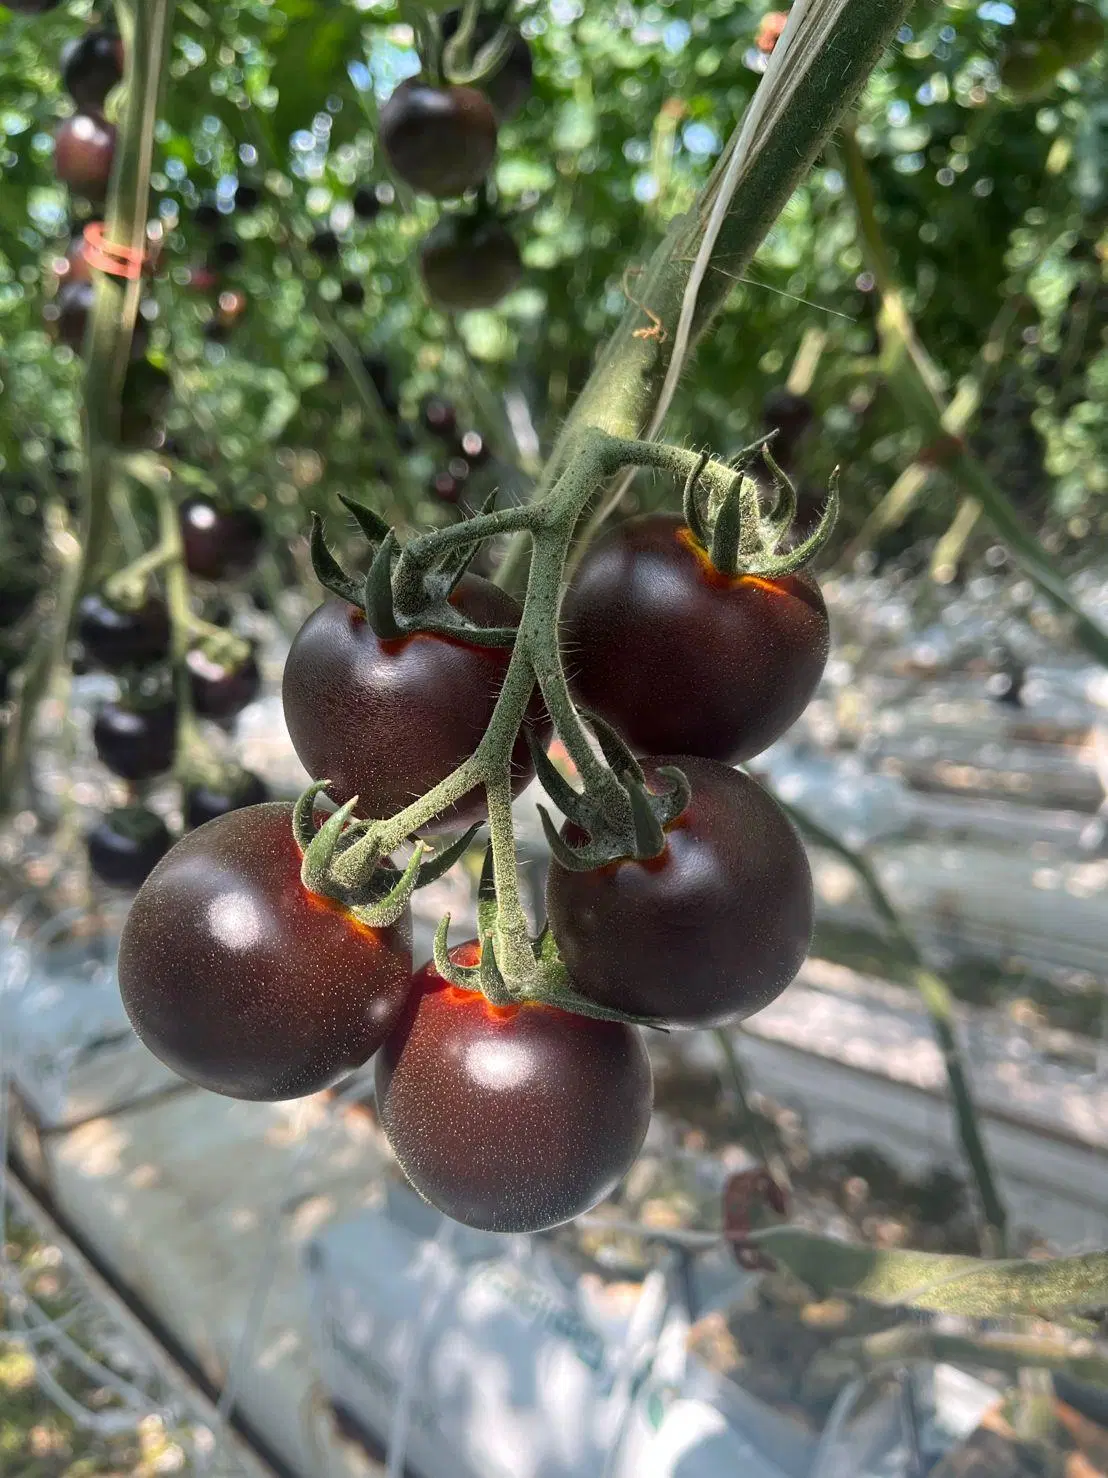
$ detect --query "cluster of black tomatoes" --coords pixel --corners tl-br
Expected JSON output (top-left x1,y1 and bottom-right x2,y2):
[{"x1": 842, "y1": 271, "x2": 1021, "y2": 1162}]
[
  {"x1": 116, "y1": 493, "x2": 830, "y2": 1235},
  {"x1": 82, "y1": 497, "x2": 266, "y2": 889}
]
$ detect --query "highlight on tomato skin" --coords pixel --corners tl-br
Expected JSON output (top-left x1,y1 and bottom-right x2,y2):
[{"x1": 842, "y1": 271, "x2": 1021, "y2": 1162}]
[
  {"x1": 560, "y1": 512, "x2": 829, "y2": 764},
  {"x1": 281, "y1": 575, "x2": 549, "y2": 833},
  {"x1": 118, "y1": 803, "x2": 413, "y2": 1102},
  {"x1": 374, "y1": 942, "x2": 654, "y2": 1233},
  {"x1": 546, "y1": 755, "x2": 814, "y2": 1030}
]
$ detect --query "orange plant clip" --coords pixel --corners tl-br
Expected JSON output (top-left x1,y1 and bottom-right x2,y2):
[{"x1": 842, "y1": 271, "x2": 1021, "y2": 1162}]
[{"x1": 82, "y1": 222, "x2": 147, "y2": 280}]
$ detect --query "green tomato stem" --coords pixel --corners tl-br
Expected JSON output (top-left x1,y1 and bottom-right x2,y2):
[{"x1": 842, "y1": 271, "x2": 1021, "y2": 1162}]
[{"x1": 485, "y1": 774, "x2": 534, "y2": 987}]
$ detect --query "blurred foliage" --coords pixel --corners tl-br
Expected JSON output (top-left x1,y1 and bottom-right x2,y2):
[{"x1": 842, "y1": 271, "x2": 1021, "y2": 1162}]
[{"x1": 0, "y1": 0, "x2": 1106, "y2": 580}]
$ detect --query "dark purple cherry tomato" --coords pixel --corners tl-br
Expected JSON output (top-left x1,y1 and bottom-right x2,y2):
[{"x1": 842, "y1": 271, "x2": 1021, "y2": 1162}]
[
  {"x1": 77, "y1": 592, "x2": 170, "y2": 671},
  {"x1": 87, "y1": 806, "x2": 171, "y2": 889},
  {"x1": 562, "y1": 514, "x2": 829, "y2": 763},
  {"x1": 282, "y1": 577, "x2": 546, "y2": 830},
  {"x1": 375, "y1": 941, "x2": 653, "y2": 1232},
  {"x1": 233, "y1": 181, "x2": 260, "y2": 212},
  {"x1": 546, "y1": 757, "x2": 813, "y2": 1029},
  {"x1": 419, "y1": 215, "x2": 521, "y2": 311},
  {"x1": 421, "y1": 395, "x2": 457, "y2": 440},
  {"x1": 379, "y1": 81, "x2": 498, "y2": 199},
  {"x1": 353, "y1": 185, "x2": 384, "y2": 221},
  {"x1": 184, "y1": 771, "x2": 270, "y2": 830},
  {"x1": 179, "y1": 497, "x2": 264, "y2": 580},
  {"x1": 61, "y1": 27, "x2": 124, "y2": 110},
  {"x1": 439, "y1": 10, "x2": 533, "y2": 120},
  {"x1": 93, "y1": 698, "x2": 177, "y2": 781},
  {"x1": 187, "y1": 647, "x2": 261, "y2": 721},
  {"x1": 309, "y1": 229, "x2": 341, "y2": 260},
  {"x1": 54, "y1": 112, "x2": 116, "y2": 199},
  {"x1": 118, "y1": 803, "x2": 413, "y2": 1100}
]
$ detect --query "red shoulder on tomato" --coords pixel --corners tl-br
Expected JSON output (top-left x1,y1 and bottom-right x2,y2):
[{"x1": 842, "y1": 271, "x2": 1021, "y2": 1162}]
[
  {"x1": 561, "y1": 513, "x2": 828, "y2": 763},
  {"x1": 281, "y1": 575, "x2": 548, "y2": 832},
  {"x1": 118, "y1": 803, "x2": 413, "y2": 1101},
  {"x1": 375, "y1": 941, "x2": 653, "y2": 1232},
  {"x1": 546, "y1": 756, "x2": 813, "y2": 1029}
]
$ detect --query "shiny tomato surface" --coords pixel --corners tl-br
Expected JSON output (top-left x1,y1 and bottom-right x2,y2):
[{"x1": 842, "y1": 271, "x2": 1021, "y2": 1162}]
[
  {"x1": 118, "y1": 803, "x2": 413, "y2": 1100},
  {"x1": 379, "y1": 82, "x2": 498, "y2": 199},
  {"x1": 561, "y1": 514, "x2": 829, "y2": 763},
  {"x1": 375, "y1": 942, "x2": 653, "y2": 1232},
  {"x1": 282, "y1": 575, "x2": 546, "y2": 830},
  {"x1": 546, "y1": 756, "x2": 813, "y2": 1028}
]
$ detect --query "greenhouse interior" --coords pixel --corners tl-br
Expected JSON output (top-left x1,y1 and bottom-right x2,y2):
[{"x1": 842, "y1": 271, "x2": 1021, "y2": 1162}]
[{"x1": 2, "y1": 0, "x2": 1108, "y2": 1474}]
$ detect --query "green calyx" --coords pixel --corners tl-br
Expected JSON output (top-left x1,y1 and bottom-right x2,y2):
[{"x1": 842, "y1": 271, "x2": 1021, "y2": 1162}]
[
  {"x1": 292, "y1": 781, "x2": 481, "y2": 929},
  {"x1": 684, "y1": 444, "x2": 839, "y2": 580},
  {"x1": 309, "y1": 495, "x2": 517, "y2": 649},
  {"x1": 431, "y1": 907, "x2": 666, "y2": 1028},
  {"x1": 529, "y1": 713, "x2": 690, "y2": 872}
]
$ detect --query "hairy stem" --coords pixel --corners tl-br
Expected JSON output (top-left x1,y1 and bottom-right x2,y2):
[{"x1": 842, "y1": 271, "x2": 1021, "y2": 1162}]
[
  {"x1": 492, "y1": 0, "x2": 916, "y2": 595},
  {"x1": 485, "y1": 774, "x2": 534, "y2": 984}
]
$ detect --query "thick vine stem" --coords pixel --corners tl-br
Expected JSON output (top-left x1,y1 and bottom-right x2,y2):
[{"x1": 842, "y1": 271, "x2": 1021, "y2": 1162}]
[
  {"x1": 495, "y1": 0, "x2": 916, "y2": 589},
  {"x1": 143, "y1": 460, "x2": 208, "y2": 788},
  {"x1": 484, "y1": 774, "x2": 534, "y2": 985}
]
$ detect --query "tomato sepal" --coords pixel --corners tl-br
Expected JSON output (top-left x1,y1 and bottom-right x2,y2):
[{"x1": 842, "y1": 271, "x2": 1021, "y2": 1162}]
[
  {"x1": 527, "y1": 723, "x2": 690, "y2": 871},
  {"x1": 364, "y1": 529, "x2": 405, "y2": 639},
  {"x1": 294, "y1": 782, "x2": 480, "y2": 926},
  {"x1": 298, "y1": 790, "x2": 424, "y2": 928},
  {"x1": 336, "y1": 494, "x2": 391, "y2": 546},
  {"x1": 681, "y1": 449, "x2": 712, "y2": 549},
  {"x1": 691, "y1": 450, "x2": 839, "y2": 580},
  {"x1": 431, "y1": 916, "x2": 670, "y2": 1027},
  {"x1": 309, "y1": 513, "x2": 366, "y2": 608}
]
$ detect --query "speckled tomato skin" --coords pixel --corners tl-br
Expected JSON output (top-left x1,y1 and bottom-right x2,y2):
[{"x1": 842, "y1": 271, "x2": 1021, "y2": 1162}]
[
  {"x1": 375, "y1": 943, "x2": 653, "y2": 1232},
  {"x1": 281, "y1": 576, "x2": 547, "y2": 831},
  {"x1": 546, "y1": 757, "x2": 813, "y2": 1029},
  {"x1": 561, "y1": 514, "x2": 829, "y2": 763},
  {"x1": 118, "y1": 803, "x2": 412, "y2": 1101}
]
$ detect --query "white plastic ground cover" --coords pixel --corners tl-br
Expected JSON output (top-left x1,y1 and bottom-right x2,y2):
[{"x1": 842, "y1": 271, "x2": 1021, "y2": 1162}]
[
  {"x1": 304, "y1": 1185, "x2": 1004, "y2": 1478},
  {"x1": 0, "y1": 904, "x2": 178, "y2": 1128},
  {"x1": 305, "y1": 1182, "x2": 818, "y2": 1478}
]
